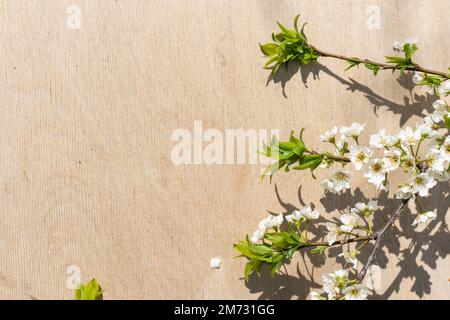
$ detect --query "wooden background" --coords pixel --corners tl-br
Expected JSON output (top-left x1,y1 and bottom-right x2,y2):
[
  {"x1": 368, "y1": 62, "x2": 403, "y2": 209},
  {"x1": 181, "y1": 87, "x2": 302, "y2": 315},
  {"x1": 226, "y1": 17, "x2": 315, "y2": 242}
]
[{"x1": 0, "y1": 0, "x2": 448, "y2": 299}]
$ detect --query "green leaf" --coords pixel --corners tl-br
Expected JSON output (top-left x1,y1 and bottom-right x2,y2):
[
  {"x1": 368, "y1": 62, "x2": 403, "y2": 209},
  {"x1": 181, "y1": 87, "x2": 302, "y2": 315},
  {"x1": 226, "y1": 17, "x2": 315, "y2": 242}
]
[
  {"x1": 260, "y1": 43, "x2": 278, "y2": 56},
  {"x1": 403, "y1": 43, "x2": 417, "y2": 62},
  {"x1": 444, "y1": 114, "x2": 450, "y2": 129},
  {"x1": 364, "y1": 63, "x2": 380, "y2": 76},
  {"x1": 293, "y1": 15, "x2": 301, "y2": 34},
  {"x1": 293, "y1": 154, "x2": 322, "y2": 170},
  {"x1": 248, "y1": 243, "x2": 273, "y2": 256},
  {"x1": 385, "y1": 56, "x2": 408, "y2": 64},
  {"x1": 311, "y1": 246, "x2": 327, "y2": 255},
  {"x1": 75, "y1": 278, "x2": 103, "y2": 300},
  {"x1": 234, "y1": 239, "x2": 256, "y2": 259},
  {"x1": 261, "y1": 16, "x2": 317, "y2": 76},
  {"x1": 244, "y1": 260, "x2": 262, "y2": 280},
  {"x1": 345, "y1": 58, "x2": 361, "y2": 71}
]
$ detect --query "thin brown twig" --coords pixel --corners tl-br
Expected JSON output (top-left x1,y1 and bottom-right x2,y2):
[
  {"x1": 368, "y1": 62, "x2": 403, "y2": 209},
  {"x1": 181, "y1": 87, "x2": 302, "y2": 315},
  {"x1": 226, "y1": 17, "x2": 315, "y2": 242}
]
[
  {"x1": 356, "y1": 198, "x2": 410, "y2": 281},
  {"x1": 305, "y1": 235, "x2": 375, "y2": 249},
  {"x1": 310, "y1": 45, "x2": 450, "y2": 79}
]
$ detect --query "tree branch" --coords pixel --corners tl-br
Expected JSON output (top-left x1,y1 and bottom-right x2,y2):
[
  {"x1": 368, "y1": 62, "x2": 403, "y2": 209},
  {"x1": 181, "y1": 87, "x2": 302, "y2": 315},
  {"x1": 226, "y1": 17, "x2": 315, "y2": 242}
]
[
  {"x1": 310, "y1": 45, "x2": 450, "y2": 79},
  {"x1": 356, "y1": 198, "x2": 410, "y2": 281},
  {"x1": 305, "y1": 235, "x2": 374, "y2": 249}
]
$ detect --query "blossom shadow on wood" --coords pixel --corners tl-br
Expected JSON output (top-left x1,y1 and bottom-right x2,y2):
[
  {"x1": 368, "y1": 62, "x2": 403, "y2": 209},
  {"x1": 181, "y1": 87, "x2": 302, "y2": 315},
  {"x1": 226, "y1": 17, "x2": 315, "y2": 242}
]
[
  {"x1": 320, "y1": 186, "x2": 449, "y2": 299},
  {"x1": 245, "y1": 183, "x2": 448, "y2": 300}
]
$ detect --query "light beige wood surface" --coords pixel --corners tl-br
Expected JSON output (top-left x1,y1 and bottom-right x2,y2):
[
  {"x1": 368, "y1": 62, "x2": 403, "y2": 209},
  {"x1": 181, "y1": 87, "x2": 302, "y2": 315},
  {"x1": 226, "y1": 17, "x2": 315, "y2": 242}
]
[{"x1": 0, "y1": 0, "x2": 448, "y2": 299}]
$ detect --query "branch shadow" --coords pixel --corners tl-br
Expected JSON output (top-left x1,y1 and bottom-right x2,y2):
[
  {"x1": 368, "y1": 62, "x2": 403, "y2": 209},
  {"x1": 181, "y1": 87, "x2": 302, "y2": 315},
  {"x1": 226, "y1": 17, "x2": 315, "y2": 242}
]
[
  {"x1": 245, "y1": 182, "x2": 449, "y2": 300},
  {"x1": 268, "y1": 62, "x2": 437, "y2": 126}
]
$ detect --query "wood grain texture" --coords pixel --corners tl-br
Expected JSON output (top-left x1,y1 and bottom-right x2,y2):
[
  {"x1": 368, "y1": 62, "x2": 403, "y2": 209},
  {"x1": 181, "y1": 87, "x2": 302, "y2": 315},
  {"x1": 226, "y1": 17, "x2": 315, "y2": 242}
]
[{"x1": 0, "y1": 0, "x2": 448, "y2": 299}]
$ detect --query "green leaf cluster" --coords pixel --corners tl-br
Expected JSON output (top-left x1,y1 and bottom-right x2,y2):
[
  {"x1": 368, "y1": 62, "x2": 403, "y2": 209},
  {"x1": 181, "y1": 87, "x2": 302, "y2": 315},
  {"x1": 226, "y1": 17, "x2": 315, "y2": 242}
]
[
  {"x1": 261, "y1": 129, "x2": 323, "y2": 180},
  {"x1": 260, "y1": 15, "x2": 319, "y2": 75},
  {"x1": 234, "y1": 231, "x2": 305, "y2": 280},
  {"x1": 75, "y1": 278, "x2": 103, "y2": 300}
]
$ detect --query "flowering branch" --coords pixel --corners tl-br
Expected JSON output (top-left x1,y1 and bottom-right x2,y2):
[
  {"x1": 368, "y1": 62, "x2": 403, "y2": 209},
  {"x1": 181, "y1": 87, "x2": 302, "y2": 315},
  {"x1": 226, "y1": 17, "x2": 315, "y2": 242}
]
[{"x1": 236, "y1": 14, "x2": 450, "y2": 300}]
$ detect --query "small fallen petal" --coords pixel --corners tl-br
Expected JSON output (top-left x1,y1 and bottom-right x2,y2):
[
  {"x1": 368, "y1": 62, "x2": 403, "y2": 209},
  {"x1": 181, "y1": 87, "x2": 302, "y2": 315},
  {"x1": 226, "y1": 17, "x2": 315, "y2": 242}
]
[{"x1": 210, "y1": 258, "x2": 221, "y2": 269}]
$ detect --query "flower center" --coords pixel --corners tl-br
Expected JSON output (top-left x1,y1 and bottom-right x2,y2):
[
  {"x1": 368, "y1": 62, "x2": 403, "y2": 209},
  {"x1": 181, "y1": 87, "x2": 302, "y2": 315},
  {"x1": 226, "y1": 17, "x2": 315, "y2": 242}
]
[
  {"x1": 372, "y1": 163, "x2": 382, "y2": 172},
  {"x1": 357, "y1": 153, "x2": 366, "y2": 161},
  {"x1": 335, "y1": 172, "x2": 346, "y2": 181},
  {"x1": 415, "y1": 177, "x2": 424, "y2": 186}
]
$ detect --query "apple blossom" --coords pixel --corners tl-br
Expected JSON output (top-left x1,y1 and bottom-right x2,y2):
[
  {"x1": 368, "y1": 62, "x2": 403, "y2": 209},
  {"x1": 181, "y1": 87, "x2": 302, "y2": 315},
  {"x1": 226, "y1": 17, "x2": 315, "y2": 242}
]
[
  {"x1": 340, "y1": 212, "x2": 365, "y2": 232},
  {"x1": 412, "y1": 72, "x2": 424, "y2": 84},
  {"x1": 409, "y1": 172, "x2": 437, "y2": 197},
  {"x1": 351, "y1": 200, "x2": 381, "y2": 216},
  {"x1": 342, "y1": 284, "x2": 368, "y2": 300},
  {"x1": 321, "y1": 169, "x2": 351, "y2": 194},
  {"x1": 369, "y1": 129, "x2": 397, "y2": 149},
  {"x1": 438, "y1": 80, "x2": 450, "y2": 97},
  {"x1": 322, "y1": 269, "x2": 348, "y2": 299},
  {"x1": 397, "y1": 126, "x2": 418, "y2": 146},
  {"x1": 431, "y1": 100, "x2": 449, "y2": 122},
  {"x1": 339, "y1": 250, "x2": 359, "y2": 269},
  {"x1": 364, "y1": 159, "x2": 388, "y2": 190},
  {"x1": 320, "y1": 126, "x2": 338, "y2": 143},
  {"x1": 440, "y1": 136, "x2": 450, "y2": 162},
  {"x1": 412, "y1": 211, "x2": 437, "y2": 227},
  {"x1": 324, "y1": 222, "x2": 340, "y2": 246},
  {"x1": 383, "y1": 148, "x2": 402, "y2": 172},
  {"x1": 286, "y1": 206, "x2": 320, "y2": 222},
  {"x1": 340, "y1": 122, "x2": 366, "y2": 140},
  {"x1": 349, "y1": 145, "x2": 373, "y2": 170}
]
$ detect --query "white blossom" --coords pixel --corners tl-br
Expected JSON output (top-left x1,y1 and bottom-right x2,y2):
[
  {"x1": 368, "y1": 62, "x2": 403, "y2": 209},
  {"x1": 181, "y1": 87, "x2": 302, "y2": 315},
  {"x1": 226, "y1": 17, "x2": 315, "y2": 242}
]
[
  {"x1": 320, "y1": 127, "x2": 338, "y2": 143},
  {"x1": 400, "y1": 155, "x2": 416, "y2": 172},
  {"x1": 383, "y1": 147, "x2": 402, "y2": 172},
  {"x1": 349, "y1": 145, "x2": 373, "y2": 170},
  {"x1": 340, "y1": 212, "x2": 365, "y2": 232},
  {"x1": 431, "y1": 100, "x2": 449, "y2": 122},
  {"x1": 342, "y1": 284, "x2": 368, "y2": 300},
  {"x1": 415, "y1": 121, "x2": 438, "y2": 139},
  {"x1": 258, "y1": 214, "x2": 283, "y2": 230},
  {"x1": 409, "y1": 172, "x2": 437, "y2": 197},
  {"x1": 395, "y1": 185, "x2": 415, "y2": 200},
  {"x1": 429, "y1": 168, "x2": 450, "y2": 182},
  {"x1": 322, "y1": 269, "x2": 348, "y2": 299},
  {"x1": 324, "y1": 222, "x2": 340, "y2": 246},
  {"x1": 321, "y1": 169, "x2": 351, "y2": 194},
  {"x1": 340, "y1": 123, "x2": 366, "y2": 139},
  {"x1": 364, "y1": 159, "x2": 387, "y2": 190},
  {"x1": 425, "y1": 148, "x2": 446, "y2": 172},
  {"x1": 370, "y1": 129, "x2": 397, "y2": 149},
  {"x1": 440, "y1": 136, "x2": 450, "y2": 162},
  {"x1": 393, "y1": 41, "x2": 402, "y2": 51},
  {"x1": 351, "y1": 200, "x2": 381, "y2": 216},
  {"x1": 398, "y1": 126, "x2": 418, "y2": 146},
  {"x1": 286, "y1": 206, "x2": 319, "y2": 222},
  {"x1": 250, "y1": 228, "x2": 265, "y2": 243},
  {"x1": 339, "y1": 250, "x2": 359, "y2": 269},
  {"x1": 251, "y1": 214, "x2": 283, "y2": 243},
  {"x1": 412, "y1": 72, "x2": 424, "y2": 84},
  {"x1": 393, "y1": 38, "x2": 417, "y2": 51},
  {"x1": 438, "y1": 80, "x2": 450, "y2": 97},
  {"x1": 412, "y1": 211, "x2": 437, "y2": 227},
  {"x1": 335, "y1": 137, "x2": 348, "y2": 153},
  {"x1": 309, "y1": 291, "x2": 323, "y2": 300}
]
